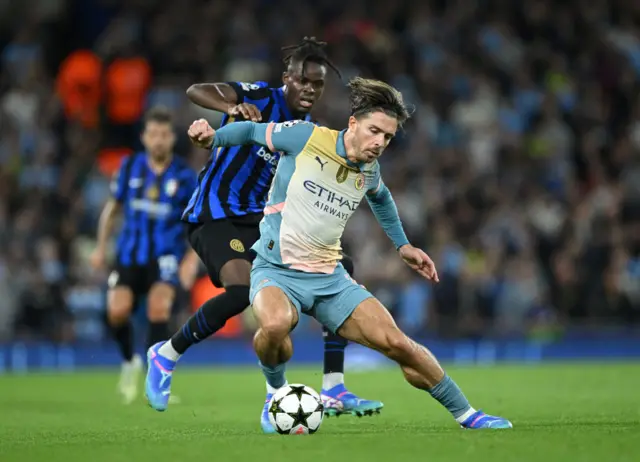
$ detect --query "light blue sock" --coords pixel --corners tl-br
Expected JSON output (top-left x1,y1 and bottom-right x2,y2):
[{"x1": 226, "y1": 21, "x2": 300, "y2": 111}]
[
  {"x1": 428, "y1": 375, "x2": 472, "y2": 419},
  {"x1": 259, "y1": 361, "x2": 286, "y2": 390}
]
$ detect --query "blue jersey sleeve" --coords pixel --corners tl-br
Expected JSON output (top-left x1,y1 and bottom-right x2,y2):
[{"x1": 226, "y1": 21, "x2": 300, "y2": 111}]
[
  {"x1": 110, "y1": 156, "x2": 131, "y2": 203},
  {"x1": 226, "y1": 81, "x2": 271, "y2": 102},
  {"x1": 212, "y1": 120, "x2": 314, "y2": 155},
  {"x1": 366, "y1": 173, "x2": 410, "y2": 250}
]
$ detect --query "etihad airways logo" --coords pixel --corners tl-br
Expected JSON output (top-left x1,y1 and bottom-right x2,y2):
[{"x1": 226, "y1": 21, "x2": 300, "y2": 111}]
[{"x1": 303, "y1": 180, "x2": 360, "y2": 219}]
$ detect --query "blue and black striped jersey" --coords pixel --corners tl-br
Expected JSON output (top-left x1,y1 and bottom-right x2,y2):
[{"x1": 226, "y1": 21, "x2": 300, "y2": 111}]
[
  {"x1": 182, "y1": 81, "x2": 311, "y2": 223},
  {"x1": 112, "y1": 153, "x2": 197, "y2": 266}
]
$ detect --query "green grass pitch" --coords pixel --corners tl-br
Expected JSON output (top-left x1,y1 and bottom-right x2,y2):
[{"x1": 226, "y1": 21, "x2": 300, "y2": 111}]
[{"x1": 0, "y1": 363, "x2": 638, "y2": 462}]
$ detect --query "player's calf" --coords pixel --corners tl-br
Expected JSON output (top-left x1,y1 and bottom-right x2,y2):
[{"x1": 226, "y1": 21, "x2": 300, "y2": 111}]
[
  {"x1": 107, "y1": 287, "x2": 141, "y2": 403},
  {"x1": 106, "y1": 287, "x2": 135, "y2": 362},
  {"x1": 146, "y1": 282, "x2": 175, "y2": 350},
  {"x1": 338, "y1": 298, "x2": 512, "y2": 429},
  {"x1": 251, "y1": 285, "x2": 300, "y2": 434}
]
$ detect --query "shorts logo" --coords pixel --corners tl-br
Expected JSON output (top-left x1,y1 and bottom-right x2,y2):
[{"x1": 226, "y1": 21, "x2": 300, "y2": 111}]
[
  {"x1": 355, "y1": 173, "x2": 365, "y2": 190},
  {"x1": 230, "y1": 239, "x2": 245, "y2": 253},
  {"x1": 336, "y1": 166, "x2": 348, "y2": 184}
]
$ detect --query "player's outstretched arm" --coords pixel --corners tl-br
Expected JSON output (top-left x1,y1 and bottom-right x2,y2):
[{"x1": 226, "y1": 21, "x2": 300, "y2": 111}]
[
  {"x1": 187, "y1": 82, "x2": 238, "y2": 112},
  {"x1": 366, "y1": 181, "x2": 439, "y2": 282},
  {"x1": 186, "y1": 82, "x2": 262, "y2": 121},
  {"x1": 188, "y1": 119, "x2": 314, "y2": 156}
]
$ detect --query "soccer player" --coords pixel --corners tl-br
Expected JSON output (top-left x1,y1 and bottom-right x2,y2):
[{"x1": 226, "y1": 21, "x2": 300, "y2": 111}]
[
  {"x1": 184, "y1": 77, "x2": 513, "y2": 430},
  {"x1": 145, "y1": 38, "x2": 383, "y2": 421},
  {"x1": 90, "y1": 107, "x2": 198, "y2": 404}
]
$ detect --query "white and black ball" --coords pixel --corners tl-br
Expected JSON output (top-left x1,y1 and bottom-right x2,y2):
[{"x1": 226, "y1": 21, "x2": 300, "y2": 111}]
[{"x1": 268, "y1": 384, "x2": 324, "y2": 435}]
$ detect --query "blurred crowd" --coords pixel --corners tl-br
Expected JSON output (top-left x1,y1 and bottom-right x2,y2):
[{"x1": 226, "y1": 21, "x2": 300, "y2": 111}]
[{"x1": 0, "y1": 0, "x2": 639, "y2": 344}]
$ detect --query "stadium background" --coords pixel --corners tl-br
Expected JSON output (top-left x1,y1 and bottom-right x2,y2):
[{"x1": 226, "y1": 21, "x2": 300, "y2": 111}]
[{"x1": 0, "y1": 0, "x2": 639, "y2": 372}]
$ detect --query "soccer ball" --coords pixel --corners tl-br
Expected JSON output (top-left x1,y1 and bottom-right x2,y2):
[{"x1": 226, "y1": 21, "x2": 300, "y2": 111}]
[{"x1": 268, "y1": 384, "x2": 324, "y2": 435}]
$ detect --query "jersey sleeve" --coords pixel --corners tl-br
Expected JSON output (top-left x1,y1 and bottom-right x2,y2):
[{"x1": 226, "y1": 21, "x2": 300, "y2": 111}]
[
  {"x1": 365, "y1": 170, "x2": 410, "y2": 250},
  {"x1": 226, "y1": 81, "x2": 271, "y2": 102},
  {"x1": 110, "y1": 156, "x2": 131, "y2": 203},
  {"x1": 212, "y1": 120, "x2": 314, "y2": 156},
  {"x1": 267, "y1": 120, "x2": 315, "y2": 154}
]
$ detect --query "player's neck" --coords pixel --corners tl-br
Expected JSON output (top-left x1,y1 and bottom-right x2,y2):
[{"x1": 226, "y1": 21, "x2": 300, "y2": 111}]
[
  {"x1": 147, "y1": 155, "x2": 172, "y2": 175},
  {"x1": 291, "y1": 109, "x2": 309, "y2": 120},
  {"x1": 342, "y1": 130, "x2": 359, "y2": 164}
]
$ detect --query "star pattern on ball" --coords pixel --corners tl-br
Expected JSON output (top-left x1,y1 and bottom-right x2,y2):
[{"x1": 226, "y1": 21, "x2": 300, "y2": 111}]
[
  {"x1": 286, "y1": 385, "x2": 309, "y2": 400},
  {"x1": 288, "y1": 402, "x2": 314, "y2": 429}
]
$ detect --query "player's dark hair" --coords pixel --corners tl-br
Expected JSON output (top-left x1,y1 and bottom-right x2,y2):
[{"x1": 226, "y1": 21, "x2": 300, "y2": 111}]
[
  {"x1": 347, "y1": 77, "x2": 411, "y2": 126},
  {"x1": 143, "y1": 106, "x2": 173, "y2": 126},
  {"x1": 282, "y1": 37, "x2": 342, "y2": 79}
]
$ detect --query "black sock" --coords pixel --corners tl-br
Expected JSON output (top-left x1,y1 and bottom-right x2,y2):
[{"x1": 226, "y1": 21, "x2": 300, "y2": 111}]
[
  {"x1": 147, "y1": 321, "x2": 169, "y2": 352},
  {"x1": 323, "y1": 327, "x2": 348, "y2": 374},
  {"x1": 111, "y1": 321, "x2": 134, "y2": 362},
  {"x1": 170, "y1": 285, "x2": 250, "y2": 354}
]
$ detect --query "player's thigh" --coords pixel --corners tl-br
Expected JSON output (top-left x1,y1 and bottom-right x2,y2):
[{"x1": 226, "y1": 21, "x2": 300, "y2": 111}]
[
  {"x1": 250, "y1": 259, "x2": 303, "y2": 334},
  {"x1": 145, "y1": 257, "x2": 179, "y2": 318},
  {"x1": 188, "y1": 220, "x2": 257, "y2": 287},
  {"x1": 106, "y1": 267, "x2": 136, "y2": 323},
  {"x1": 312, "y1": 266, "x2": 371, "y2": 334},
  {"x1": 336, "y1": 297, "x2": 408, "y2": 355}
]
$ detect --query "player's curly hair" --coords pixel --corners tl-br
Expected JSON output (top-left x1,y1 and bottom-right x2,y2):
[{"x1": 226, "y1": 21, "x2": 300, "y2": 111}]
[
  {"x1": 347, "y1": 77, "x2": 411, "y2": 126},
  {"x1": 281, "y1": 37, "x2": 342, "y2": 78}
]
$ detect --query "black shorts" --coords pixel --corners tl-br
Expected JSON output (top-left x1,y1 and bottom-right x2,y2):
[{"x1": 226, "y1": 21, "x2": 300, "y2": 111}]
[
  {"x1": 187, "y1": 214, "x2": 262, "y2": 288},
  {"x1": 108, "y1": 257, "x2": 180, "y2": 299}
]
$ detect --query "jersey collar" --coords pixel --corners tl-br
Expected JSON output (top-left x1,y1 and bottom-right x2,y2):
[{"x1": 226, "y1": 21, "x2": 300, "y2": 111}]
[{"x1": 336, "y1": 130, "x2": 364, "y2": 170}]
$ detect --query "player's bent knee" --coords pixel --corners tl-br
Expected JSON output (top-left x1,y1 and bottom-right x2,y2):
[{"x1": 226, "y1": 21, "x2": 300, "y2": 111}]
[
  {"x1": 219, "y1": 259, "x2": 252, "y2": 286},
  {"x1": 383, "y1": 330, "x2": 414, "y2": 362},
  {"x1": 147, "y1": 283, "x2": 175, "y2": 321},
  {"x1": 107, "y1": 303, "x2": 132, "y2": 326},
  {"x1": 260, "y1": 313, "x2": 294, "y2": 341},
  {"x1": 253, "y1": 286, "x2": 298, "y2": 338},
  {"x1": 107, "y1": 288, "x2": 134, "y2": 326}
]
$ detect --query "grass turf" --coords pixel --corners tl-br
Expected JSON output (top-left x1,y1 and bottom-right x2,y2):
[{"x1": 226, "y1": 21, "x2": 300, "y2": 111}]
[{"x1": 0, "y1": 363, "x2": 638, "y2": 462}]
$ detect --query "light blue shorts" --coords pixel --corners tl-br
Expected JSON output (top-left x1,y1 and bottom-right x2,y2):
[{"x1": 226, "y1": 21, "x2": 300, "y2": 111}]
[{"x1": 250, "y1": 255, "x2": 374, "y2": 333}]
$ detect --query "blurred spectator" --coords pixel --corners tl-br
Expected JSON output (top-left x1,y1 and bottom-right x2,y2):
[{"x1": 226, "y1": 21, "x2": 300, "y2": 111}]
[{"x1": 1, "y1": 0, "x2": 640, "y2": 343}]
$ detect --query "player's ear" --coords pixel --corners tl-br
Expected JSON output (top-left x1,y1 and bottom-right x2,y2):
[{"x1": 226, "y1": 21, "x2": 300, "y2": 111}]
[
  {"x1": 348, "y1": 115, "x2": 358, "y2": 131},
  {"x1": 282, "y1": 71, "x2": 290, "y2": 87}
]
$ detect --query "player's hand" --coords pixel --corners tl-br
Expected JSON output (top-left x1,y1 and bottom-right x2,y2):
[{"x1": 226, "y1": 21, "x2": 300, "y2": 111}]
[
  {"x1": 188, "y1": 118, "x2": 215, "y2": 149},
  {"x1": 228, "y1": 103, "x2": 262, "y2": 122},
  {"x1": 398, "y1": 245, "x2": 439, "y2": 283},
  {"x1": 90, "y1": 248, "x2": 106, "y2": 270}
]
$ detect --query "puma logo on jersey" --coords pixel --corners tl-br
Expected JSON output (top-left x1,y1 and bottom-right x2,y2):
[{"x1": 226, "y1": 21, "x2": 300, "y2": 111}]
[{"x1": 315, "y1": 156, "x2": 328, "y2": 171}]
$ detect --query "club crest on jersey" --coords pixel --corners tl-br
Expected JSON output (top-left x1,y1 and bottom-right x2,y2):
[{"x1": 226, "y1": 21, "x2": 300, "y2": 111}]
[
  {"x1": 164, "y1": 179, "x2": 178, "y2": 197},
  {"x1": 146, "y1": 185, "x2": 159, "y2": 200},
  {"x1": 336, "y1": 166, "x2": 349, "y2": 184},
  {"x1": 355, "y1": 173, "x2": 365, "y2": 190},
  {"x1": 230, "y1": 239, "x2": 245, "y2": 253}
]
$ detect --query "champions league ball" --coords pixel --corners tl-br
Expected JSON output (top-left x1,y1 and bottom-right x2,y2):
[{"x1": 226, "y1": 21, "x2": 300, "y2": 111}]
[{"x1": 268, "y1": 384, "x2": 324, "y2": 435}]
